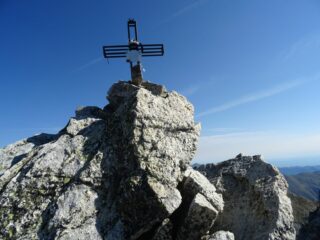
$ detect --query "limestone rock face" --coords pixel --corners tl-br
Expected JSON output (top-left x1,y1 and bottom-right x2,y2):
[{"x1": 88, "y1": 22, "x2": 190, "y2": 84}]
[
  {"x1": 196, "y1": 155, "x2": 296, "y2": 240},
  {"x1": 0, "y1": 133, "x2": 57, "y2": 177},
  {"x1": 0, "y1": 81, "x2": 297, "y2": 240},
  {"x1": 102, "y1": 81, "x2": 201, "y2": 239},
  {"x1": 0, "y1": 113, "x2": 106, "y2": 240},
  {"x1": 1, "y1": 81, "x2": 227, "y2": 240}
]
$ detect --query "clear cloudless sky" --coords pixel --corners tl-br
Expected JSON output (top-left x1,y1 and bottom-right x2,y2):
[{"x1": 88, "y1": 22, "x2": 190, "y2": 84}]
[{"x1": 1, "y1": 0, "x2": 320, "y2": 166}]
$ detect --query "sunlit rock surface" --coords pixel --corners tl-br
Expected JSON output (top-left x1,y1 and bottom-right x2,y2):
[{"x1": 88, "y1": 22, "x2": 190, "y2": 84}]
[
  {"x1": 0, "y1": 81, "x2": 297, "y2": 240},
  {"x1": 196, "y1": 155, "x2": 296, "y2": 240}
]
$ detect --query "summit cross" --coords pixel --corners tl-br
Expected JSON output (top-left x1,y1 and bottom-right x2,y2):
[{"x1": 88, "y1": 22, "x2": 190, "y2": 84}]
[{"x1": 102, "y1": 19, "x2": 164, "y2": 86}]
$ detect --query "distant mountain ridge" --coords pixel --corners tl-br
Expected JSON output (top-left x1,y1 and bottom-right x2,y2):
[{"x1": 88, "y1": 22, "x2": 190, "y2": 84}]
[
  {"x1": 285, "y1": 171, "x2": 320, "y2": 201},
  {"x1": 280, "y1": 165, "x2": 320, "y2": 175},
  {"x1": 288, "y1": 193, "x2": 318, "y2": 235}
]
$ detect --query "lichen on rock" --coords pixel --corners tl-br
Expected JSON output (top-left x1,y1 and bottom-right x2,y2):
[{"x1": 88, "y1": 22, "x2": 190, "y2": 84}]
[{"x1": 0, "y1": 81, "x2": 297, "y2": 240}]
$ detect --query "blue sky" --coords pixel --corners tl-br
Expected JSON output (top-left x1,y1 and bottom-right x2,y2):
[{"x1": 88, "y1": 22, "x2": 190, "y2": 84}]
[{"x1": 1, "y1": 0, "x2": 320, "y2": 166}]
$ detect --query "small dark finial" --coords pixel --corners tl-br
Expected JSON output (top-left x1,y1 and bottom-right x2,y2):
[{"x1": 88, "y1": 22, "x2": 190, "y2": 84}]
[{"x1": 128, "y1": 18, "x2": 136, "y2": 24}]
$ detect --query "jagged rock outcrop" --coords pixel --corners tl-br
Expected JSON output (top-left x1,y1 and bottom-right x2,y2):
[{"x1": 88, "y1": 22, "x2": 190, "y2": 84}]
[
  {"x1": 0, "y1": 81, "x2": 227, "y2": 240},
  {"x1": 0, "y1": 80, "x2": 299, "y2": 240},
  {"x1": 0, "y1": 110, "x2": 106, "y2": 239},
  {"x1": 196, "y1": 155, "x2": 296, "y2": 240}
]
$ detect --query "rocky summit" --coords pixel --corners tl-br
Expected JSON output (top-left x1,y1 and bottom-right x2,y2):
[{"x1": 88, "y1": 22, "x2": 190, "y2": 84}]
[
  {"x1": 195, "y1": 155, "x2": 296, "y2": 240},
  {"x1": 0, "y1": 81, "x2": 297, "y2": 240}
]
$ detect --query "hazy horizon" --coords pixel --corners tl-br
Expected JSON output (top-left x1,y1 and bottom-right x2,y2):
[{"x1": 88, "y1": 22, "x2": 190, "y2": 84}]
[{"x1": 192, "y1": 155, "x2": 320, "y2": 168}]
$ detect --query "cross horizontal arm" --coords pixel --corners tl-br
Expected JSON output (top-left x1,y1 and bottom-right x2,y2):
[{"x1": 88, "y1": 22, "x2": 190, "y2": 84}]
[
  {"x1": 103, "y1": 45, "x2": 129, "y2": 58},
  {"x1": 103, "y1": 43, "x2": 164, "y2": 59},
  {"x1": 141, "y1": 44, "x2": 164, "y2": 57},
  {"x1": 104, "y1": 45, "x2": 130, "y2": 48},
  {"x1": 105, "y1": 55, "x2": 127, "y2": 58}
]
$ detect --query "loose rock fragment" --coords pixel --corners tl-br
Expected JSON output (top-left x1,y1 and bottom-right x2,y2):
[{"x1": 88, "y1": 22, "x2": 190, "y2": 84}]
[{"x1": 177, "y1": 193, "x2": 218, "y2": 240}]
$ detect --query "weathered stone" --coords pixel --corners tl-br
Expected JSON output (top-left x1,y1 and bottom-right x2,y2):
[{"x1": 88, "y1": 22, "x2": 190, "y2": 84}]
[
  {"x1": 100, "y1": 81, "x2": 200, "y2": 239},
  {"x1": 206, "y1": 230, "x2": 235, "y2": 240},
  {"x1": 0, "y1": 81, "x2": 200, "y2": 240},
  {"x1": 0, "y1": 115, "x2": 105, "y2": 239},
  {"x1": 75, "y1": 106, "x2": 108, "y2": 120},
  {"x1": 141, "y1": 81, "x2": 167, "y2": 96},
  {"x1": 0, "y1": 133, "x2": 56, "y2": 177},
  {"x1": 0, "y1": 80, "x2": 298, "y2": 240},
  {"x1": 183, "y1": 167, "x2": 224, "y2": 212},
  {"x1": 43, "y1": 184, "x2": 101, "y2": 240},
  {"x1": 198, "y1": 155, "x2": 296, "y2": 240},
  {"x1": 177, "y1": 193, "x2": 218, "y2": 240}
]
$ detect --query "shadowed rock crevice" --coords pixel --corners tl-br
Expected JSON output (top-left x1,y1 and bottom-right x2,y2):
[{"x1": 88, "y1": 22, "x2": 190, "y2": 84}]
[
  {"x1": 169, "y1": 181, "x2": 192, "y2": 239},
  {"x1": 10, "y1": 153, "x2": 28, "y2": 167},
  {"x1": 297, "y1": 207, "x2": 320, "y2": 240}
]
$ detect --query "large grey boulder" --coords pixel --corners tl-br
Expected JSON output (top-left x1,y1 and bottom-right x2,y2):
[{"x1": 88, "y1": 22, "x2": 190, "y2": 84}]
[
  {"x1": 1, "y1": 81, "x2": 224, "y2": 240},
  {"x1": 0, "y1": 80, "x2": 297, "y2": 240},
  {"x1": 0, "y1": 114, "x2": 105, "y2": 240},
  {"x1": 182, "y1": 167, "x2": 224, "y2": 212},
  {"x1": 196, "y1": 155, "x2": 296, "y2": 240},
  {"x1": 101, "y1": 81, "x2": 201, "y2": 239}
]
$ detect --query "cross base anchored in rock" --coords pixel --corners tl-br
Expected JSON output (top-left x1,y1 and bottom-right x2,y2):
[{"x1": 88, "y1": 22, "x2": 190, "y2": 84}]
[{"x1": 130, "y1": 63, "x2": 143, "y2": 85}]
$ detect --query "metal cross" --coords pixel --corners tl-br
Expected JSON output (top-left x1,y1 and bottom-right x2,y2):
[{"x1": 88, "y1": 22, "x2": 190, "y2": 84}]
[{"x1": 102, "y1": 19, "x2": 164, "y2": 86}]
